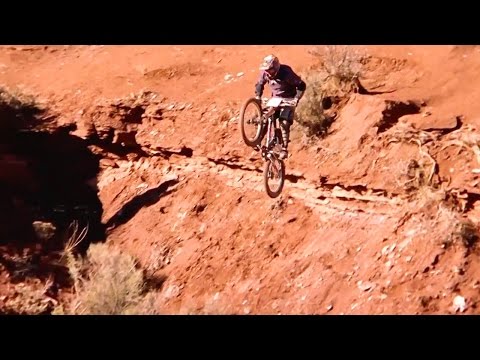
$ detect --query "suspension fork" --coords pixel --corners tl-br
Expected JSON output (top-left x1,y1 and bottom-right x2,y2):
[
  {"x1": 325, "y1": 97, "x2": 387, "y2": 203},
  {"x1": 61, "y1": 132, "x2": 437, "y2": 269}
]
[
  {"x1": 260, "y1": 117, "x2": 274, "y2": 161},
  {"x1": 266, "y1": 115, "x2": 278, "y2": 149},
  {"x1": 266, "y1": 117, "x2": 272, "y2": 147}
]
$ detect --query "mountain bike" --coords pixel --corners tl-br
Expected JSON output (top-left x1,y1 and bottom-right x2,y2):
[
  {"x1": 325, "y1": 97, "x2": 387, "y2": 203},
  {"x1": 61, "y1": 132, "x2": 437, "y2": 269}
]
[{"x1": 239, "y1": 96, "x2": 297, "y2": 198}]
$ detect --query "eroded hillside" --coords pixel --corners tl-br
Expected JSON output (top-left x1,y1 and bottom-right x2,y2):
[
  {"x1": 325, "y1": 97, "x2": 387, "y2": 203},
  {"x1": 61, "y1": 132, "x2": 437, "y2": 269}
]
[{"x1": 1, "y1": 45, "x2": 480, "y2": 314}]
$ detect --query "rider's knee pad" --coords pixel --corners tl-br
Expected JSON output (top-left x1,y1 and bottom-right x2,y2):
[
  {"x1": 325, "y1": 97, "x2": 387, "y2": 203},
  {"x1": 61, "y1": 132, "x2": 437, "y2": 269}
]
[{"x1": 280, "y1": 119, "x2": 290, "y2": 129}]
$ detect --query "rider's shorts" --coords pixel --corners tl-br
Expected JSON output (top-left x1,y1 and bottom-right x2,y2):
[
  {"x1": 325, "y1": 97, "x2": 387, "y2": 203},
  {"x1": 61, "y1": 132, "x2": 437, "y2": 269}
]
[{"x1": 277, "y1": 106, "x2": 295, "y2": 125}]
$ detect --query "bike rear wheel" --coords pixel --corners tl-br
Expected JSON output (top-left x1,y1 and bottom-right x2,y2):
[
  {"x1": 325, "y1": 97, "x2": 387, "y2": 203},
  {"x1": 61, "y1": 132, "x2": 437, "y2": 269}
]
[
  {"x1": 263, "y1": 156, "x2": 285, "y2": 198},
  {"x1": 239, "y1": 97, "x2": 265, "y2": 147}
]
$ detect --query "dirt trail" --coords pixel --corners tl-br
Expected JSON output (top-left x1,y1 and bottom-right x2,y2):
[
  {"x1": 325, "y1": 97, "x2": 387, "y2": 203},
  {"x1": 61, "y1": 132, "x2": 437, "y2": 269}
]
[{"x1": 102, "y1": 152, "x2": 404, "y2": 217}]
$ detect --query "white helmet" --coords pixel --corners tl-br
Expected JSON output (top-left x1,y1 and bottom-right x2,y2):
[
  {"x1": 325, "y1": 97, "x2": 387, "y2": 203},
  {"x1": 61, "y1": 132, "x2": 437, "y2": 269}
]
[{"x1": 259, "y1": 54, "x2": 280, "y2": 76}]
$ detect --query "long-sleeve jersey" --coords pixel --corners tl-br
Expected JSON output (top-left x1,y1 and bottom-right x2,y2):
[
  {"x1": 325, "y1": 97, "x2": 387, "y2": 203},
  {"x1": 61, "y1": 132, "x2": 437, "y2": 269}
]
[{"x1": 255, "y1": 64, "x2": 306, "y2": 99}]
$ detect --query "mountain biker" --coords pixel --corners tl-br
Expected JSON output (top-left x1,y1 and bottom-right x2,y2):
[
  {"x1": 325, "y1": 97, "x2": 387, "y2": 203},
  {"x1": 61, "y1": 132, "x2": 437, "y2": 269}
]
[{"x1": 255, "y1": 54, "x2": 306, "y2": 160}]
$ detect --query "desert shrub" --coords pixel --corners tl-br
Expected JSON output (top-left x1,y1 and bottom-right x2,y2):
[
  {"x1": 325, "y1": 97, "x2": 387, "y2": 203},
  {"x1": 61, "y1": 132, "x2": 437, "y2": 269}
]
[
  {"x1": 312, "y1": 45, "x2": 364, "y2": 83},
  {"x1": 295, "y1": 71, "x2": 335, "y2": 137},
  {"x1": 56, "y1": 223, "x2": 158, "y2": 315},
  {"x1": 2, "y1": 279, "x2": 55, "y2": 315},
  {"x1": 295, "y1": 46, "x2": 366, "y2": 138}
]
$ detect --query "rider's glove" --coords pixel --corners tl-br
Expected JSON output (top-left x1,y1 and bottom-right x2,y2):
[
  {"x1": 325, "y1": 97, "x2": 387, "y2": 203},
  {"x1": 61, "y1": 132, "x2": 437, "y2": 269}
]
[{"x1": 295, "y1": 90, "x2": 304, "y2": 104}]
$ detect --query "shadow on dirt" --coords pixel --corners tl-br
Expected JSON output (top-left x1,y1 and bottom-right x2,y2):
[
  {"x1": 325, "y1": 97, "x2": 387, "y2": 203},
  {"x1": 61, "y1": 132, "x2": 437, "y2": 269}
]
[
  {"x1": 5, "y1": 128, "x2": 106, "y2": 252},
  {"x1": 144, "y1": 273, "x2": 168, "y2": 291},
  {"x1": 0, "y1": 93, "x2": 106, "y2": 254},
  {"x1": 105, "y1": 178, "x2": 179, "y2": 230},
  {"x1": 152, "y1": 145, "x2": 193, "y2": 159},
  {"x1": 285, "y1": 173, "x2": 306, "y2": 183},
  {"x1": 357, "y1": 80, "x2": 397, "y2": 96}
]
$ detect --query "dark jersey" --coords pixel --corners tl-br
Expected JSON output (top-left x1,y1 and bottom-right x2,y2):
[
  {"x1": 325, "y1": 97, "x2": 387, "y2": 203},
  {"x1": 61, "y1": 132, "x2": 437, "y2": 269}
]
[{"x1": 255, "y1": 64, "x2": 306, "y2": 98}]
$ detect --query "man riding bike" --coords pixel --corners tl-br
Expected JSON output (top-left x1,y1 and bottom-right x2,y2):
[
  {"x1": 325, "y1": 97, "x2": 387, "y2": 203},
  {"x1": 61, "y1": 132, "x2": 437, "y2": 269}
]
[{"x1": 255, "y1": 54, "x2": 306, "y2": 160}]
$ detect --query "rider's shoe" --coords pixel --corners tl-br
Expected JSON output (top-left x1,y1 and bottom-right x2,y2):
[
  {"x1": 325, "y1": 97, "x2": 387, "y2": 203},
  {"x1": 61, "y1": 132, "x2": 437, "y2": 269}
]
[{"x1": 279, "y1": 148, "x2": 288, "y2": 160}]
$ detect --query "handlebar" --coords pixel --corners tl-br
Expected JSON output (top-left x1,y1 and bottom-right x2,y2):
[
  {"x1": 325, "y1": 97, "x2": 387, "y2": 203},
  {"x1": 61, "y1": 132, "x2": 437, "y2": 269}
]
[{"x1": 261, "y1": 97, "x2": 298, "y2": 108}]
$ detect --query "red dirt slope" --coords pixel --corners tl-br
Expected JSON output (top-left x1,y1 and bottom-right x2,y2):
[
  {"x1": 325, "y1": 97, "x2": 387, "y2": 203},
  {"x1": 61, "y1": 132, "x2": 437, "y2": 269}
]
[{"x1": 1, "y1": 45, "x2": 480, "y2": 314}]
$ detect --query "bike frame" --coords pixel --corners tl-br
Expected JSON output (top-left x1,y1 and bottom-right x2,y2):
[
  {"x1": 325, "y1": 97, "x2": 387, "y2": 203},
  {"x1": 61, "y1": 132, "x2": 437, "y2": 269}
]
[
  {"x1": 259, "y1": 97, "x2": 297, "y2": 159},
  {"x1": 257, "y1": 111, "x2": 277, "y2": 160}
]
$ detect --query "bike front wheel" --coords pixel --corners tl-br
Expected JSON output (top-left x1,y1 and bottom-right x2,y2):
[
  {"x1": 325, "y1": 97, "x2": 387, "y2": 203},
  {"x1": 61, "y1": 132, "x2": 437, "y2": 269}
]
[
  {"x1": 239, "y1": 97, "x2": 265, "y2": 147},
  {"x1": 263, "y1": 156, "x2": 285, "y2": 198}
]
